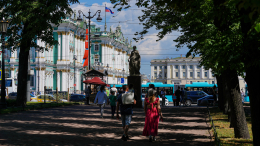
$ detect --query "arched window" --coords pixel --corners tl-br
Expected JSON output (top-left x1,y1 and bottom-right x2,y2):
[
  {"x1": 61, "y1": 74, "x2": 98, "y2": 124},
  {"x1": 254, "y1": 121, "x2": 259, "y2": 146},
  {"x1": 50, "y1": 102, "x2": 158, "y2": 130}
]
[{"x1": 94, "y1": 44, "x2": 99, "y2": 51}]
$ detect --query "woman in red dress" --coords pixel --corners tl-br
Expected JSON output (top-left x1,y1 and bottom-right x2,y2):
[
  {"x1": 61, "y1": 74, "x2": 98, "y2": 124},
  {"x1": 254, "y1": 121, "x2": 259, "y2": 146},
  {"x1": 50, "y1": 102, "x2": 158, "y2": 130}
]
[{"x1": 143, "y1": 89, "x2": 163, "y2": 142}]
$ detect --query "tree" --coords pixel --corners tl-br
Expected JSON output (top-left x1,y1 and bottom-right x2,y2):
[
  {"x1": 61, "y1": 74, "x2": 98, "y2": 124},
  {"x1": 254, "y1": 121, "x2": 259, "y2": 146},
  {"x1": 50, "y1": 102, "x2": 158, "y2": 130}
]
[
  {"x1": 111, "y1": 0, "x2": 251, "y2": 139},
  {"x1": 0, "y1": 0, "x2": 79, "y2": 106}
]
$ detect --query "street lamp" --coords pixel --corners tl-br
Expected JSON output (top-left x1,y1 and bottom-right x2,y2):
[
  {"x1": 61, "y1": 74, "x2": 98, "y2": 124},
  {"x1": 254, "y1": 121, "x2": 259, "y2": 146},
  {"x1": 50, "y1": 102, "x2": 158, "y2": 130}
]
[
  {"x1": 73, "y1": 55, "x2": 77, "y2": 94},
  {"x1": 35, "y1": 48, "x2": 40, "y2": 95},
  {"x1": 122, "y1": 68, "x2": 125, "y2": 84},
  {"x1": 77, "y1": 9, "x2": 102, "y2": 71},
  {"x1": 106, "y1": 64, "x2": 109, "y2": 84},
  {"x1": 0, "y1": 17, "x2": 9, "y2": 108}
]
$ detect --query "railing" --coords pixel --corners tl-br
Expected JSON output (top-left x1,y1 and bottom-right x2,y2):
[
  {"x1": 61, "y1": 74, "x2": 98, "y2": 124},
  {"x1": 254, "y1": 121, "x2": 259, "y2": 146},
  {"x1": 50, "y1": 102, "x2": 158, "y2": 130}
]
[{"x1": 207, "y1": 105, "x2": 221, "y2": 146}]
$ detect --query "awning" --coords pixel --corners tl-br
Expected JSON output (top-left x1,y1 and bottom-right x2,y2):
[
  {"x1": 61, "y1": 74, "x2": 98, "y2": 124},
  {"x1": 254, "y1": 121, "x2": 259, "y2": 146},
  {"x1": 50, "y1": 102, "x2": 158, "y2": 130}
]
[{"x1": 83, "y1": 77, "x2": 106, "y2": 85}]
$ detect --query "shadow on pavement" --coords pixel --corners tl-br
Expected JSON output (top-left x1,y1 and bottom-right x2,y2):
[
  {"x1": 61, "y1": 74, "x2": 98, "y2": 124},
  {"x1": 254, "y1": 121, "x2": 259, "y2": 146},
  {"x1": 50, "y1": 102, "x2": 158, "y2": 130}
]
[{"x1": 0, "y1": 105, "x2": 213, "y2": 146}]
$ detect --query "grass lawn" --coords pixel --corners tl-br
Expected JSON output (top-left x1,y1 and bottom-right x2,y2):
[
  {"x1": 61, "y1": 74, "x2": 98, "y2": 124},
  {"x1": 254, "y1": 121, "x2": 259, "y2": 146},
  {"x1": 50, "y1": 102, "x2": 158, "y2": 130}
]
[
  {"x1": 0, "y1": 102, "x2": 81, "y2": 114},
  {"x1": 209, "y1": 107, "x2": 253, "y2": 146}
]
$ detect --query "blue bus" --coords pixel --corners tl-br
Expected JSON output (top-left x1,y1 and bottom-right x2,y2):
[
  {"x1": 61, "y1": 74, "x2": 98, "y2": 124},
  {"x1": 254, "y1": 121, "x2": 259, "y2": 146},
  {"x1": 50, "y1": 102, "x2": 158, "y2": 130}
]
[
  {"x1": 185, "y1": 82, "x2": 218, "y2": 95},
  {"x1": 109, "y1": 82, "x2": 175, "y2": 102}
]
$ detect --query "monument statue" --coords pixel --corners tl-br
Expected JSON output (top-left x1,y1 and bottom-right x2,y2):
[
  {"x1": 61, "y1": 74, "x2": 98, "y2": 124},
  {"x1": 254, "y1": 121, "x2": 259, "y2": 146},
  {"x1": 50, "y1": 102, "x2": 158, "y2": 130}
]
[{"x1": 128, "y1": 46, "x2": 141, "y2": 76}]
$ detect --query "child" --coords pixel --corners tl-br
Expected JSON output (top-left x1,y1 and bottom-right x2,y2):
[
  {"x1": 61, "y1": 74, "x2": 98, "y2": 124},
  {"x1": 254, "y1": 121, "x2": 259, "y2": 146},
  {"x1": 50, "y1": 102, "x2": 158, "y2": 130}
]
[{"x1": 108, "y1": 91, "x2": 117, "y2": 118}]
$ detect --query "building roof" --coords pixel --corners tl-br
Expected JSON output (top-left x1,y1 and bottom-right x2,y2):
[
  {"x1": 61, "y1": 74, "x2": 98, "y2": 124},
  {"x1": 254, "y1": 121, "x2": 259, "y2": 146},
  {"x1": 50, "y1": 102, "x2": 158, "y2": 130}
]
[{"x1": 151, "y1": 56, "x2": 201, "y2": 62}]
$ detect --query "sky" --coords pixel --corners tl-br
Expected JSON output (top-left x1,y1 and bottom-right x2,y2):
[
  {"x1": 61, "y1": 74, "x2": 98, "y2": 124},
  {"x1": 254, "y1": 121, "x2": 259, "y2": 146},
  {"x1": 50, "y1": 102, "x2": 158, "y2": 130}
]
[{"x1": 71, "y1": 0, "x2": 190, "y2": 77}]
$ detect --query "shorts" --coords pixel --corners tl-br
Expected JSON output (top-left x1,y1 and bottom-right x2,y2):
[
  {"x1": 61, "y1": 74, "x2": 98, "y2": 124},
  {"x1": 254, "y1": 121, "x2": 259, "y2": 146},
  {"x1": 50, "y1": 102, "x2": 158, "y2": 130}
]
[{"x1": 121, "y1": 114, "x2": 132, "y2": 127}]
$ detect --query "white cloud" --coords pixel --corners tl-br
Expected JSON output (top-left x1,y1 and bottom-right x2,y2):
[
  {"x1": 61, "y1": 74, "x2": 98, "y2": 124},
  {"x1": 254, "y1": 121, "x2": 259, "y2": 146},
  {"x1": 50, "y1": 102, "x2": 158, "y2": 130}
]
[{"x1": 71, "y1": 2, "x2": 190, "y2": 75}]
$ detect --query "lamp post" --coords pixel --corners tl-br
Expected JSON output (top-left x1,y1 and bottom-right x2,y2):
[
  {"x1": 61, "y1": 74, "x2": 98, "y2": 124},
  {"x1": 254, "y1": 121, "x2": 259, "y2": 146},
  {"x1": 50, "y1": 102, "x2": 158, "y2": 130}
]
[
  {"x1": 106, "y1": 64, "x2": 109, "y2": 84},
  {"x1": 35, "y1": 48, "x2": 40, "y2": 95},
  {"x1": 0, "y1": 18, "x2": 9, "y2": 108},
  {"x1": 77, "y1": 9, "x2": 102, "y2": 71},
  {"x1": 122, "y1": 68, "x2": 125, "y2": 84},
  {"x1": 73, "y1": 55, "x2": 77, "y2": 94}
]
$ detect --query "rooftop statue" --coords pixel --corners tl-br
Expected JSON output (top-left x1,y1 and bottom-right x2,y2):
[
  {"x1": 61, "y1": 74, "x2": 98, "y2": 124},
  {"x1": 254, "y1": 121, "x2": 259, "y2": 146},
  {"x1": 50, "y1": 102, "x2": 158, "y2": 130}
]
[{"x1": 128, "y1": 46, "x2": 141, "y2": 76}]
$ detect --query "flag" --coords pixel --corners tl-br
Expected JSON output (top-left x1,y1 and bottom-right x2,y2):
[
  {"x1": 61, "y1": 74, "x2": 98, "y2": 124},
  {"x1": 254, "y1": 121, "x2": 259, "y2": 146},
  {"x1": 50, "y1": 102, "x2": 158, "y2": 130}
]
[
  {"x1": 105, "y1": 7, "x2": 114, "y2": 14},
  {"x1": 83, "y1": 29, "x2": 89, "y2": 67}
]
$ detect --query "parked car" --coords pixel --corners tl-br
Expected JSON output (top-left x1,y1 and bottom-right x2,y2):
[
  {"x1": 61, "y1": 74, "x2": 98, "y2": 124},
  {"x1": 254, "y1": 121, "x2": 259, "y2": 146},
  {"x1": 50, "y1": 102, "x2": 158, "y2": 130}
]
[
  {"x1": 197, "y1": 95, "x2": 216, "y2": 106},
  {"x1": 8, "y1": 92, "x2": 18, "y2": 100},
  {"x1": 186, "y1": 91, "x2": 212, "y2": 104},
  {"x1": 30, "y1": 94, "x2": 56, "y2": 102},
  {"x1": 8, "y1": 92, "x2": 35, "y2": 100},
  {"x1": 70, "y1": 94, "x2": 86, "y2": 102},
  {"x1": 141, "y1": 93, "x2": 169, "y2": 107}
]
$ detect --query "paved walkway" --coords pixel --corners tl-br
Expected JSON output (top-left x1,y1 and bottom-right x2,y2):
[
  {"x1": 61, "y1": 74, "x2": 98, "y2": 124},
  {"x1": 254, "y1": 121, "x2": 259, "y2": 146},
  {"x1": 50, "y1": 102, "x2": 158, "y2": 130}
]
[{"x1": 0, "y1": 105, "x2": 213, "y2": 146}]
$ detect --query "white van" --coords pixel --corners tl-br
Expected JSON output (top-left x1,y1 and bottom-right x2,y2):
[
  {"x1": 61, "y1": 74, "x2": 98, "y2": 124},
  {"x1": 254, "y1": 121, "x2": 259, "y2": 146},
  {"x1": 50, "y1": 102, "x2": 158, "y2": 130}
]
[{"x1": 0, "y1": 78, "x2": 18, "y2": 94}]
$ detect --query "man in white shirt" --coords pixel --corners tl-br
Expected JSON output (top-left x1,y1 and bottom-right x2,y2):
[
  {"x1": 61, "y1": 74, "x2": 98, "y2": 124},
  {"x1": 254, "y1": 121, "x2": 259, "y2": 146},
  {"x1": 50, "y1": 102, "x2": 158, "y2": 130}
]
[
  {"x1": 111, "y1": 85, "x2": 118, "y2": 95},
  {"x1": 94, "y1": 86, "x2": 108, "y2": 118}
]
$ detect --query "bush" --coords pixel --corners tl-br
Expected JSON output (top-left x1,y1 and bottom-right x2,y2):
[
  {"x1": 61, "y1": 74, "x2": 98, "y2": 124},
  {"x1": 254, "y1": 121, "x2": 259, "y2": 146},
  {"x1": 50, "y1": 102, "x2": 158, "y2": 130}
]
[{"x1": 6, "y1": 99, "x2": 16, "y2": 107}]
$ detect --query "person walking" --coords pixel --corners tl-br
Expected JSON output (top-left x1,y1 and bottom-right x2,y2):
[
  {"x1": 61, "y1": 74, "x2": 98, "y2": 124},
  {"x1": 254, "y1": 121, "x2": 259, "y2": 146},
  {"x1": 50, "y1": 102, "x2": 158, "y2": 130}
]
[
  {"x1": 108, "y1": 91, "x2": 117, "y2": 118},
  {"x1": 105, "y1": 87, "x2": 110, "y2": 97},
  {"x1": 116, "y1": 85, "x2": 136, "y2": 141},
  {"x1": 111, "y1": 85, "x2": 117, "y2": 95},
  {"x1": 172, "y1": 92, "x2": 176, "y2": 106},
  {"x1": 160, "y1": 89, "x2": 166, "y2": 107},
  {"x1": 85, "y1": 86, "x2": 91, "y2": 105},
  {"x1": 94, "y1": 86, "x2": 108, "y2": 118},
  {"x1": 175, "y1": 87, "x2": 181, "y2": 106},
  {"x1": 143, "y1": 89, "x2": 163, "y2": 142}
]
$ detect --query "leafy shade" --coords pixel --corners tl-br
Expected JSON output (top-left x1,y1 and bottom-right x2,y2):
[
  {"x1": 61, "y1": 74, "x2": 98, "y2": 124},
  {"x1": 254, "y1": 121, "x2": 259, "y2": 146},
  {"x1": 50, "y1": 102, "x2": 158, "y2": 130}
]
[{"x1": 0, "y1": 0, "x2": 79, "y2": 51}]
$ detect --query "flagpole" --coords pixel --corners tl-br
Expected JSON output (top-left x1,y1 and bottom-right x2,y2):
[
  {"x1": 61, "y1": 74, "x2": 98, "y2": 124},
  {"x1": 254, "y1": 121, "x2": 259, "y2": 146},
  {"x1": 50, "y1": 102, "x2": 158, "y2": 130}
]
[{"x1": 105, "y1": 4, "x2": 106, "y2": 31}]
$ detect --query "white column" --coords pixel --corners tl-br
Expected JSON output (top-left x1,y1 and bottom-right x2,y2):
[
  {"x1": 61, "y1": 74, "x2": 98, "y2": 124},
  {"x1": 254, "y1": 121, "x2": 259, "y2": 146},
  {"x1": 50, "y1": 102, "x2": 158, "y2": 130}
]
[
  {"x1": 208, "y1": 68, "x2": 212, "y2": 79},
  {"x1": 172, "y1": 65, "x2": 175, "y2": 78},
  {"x1": 102, "y1": 44, "x2": 104, "y2": 66},
  {"x1": 201, "y1": 66, "x2": 204, "y2": 79},
  {"x1": 57, "y1": 71, "x2": 60, "y2": 91},
  {"x1": 62, "y1": 32, "x2": 65, "y2": 61},
  {"x1": 167, "y1": 65, "x2": 170, "y2": 79},
  {"x1": 66, "y1": 32, "x2": 69, "y2": 62},
  {"x1": 62, "y1": 71, "x2": 66, "y2": 91},
  {"x1": 162, "y1": 66, "x2": 165, "y2": 79},
  {"x1": 151, "y1": 66, "x2": 154, "y2": 80}
]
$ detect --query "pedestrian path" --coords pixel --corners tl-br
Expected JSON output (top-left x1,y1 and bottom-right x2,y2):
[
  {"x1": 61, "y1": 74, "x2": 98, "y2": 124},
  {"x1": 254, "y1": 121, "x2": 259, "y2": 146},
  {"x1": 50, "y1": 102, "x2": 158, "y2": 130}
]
[{"x1": 0, "y1": 105, "x2": 213, "y2": 146}]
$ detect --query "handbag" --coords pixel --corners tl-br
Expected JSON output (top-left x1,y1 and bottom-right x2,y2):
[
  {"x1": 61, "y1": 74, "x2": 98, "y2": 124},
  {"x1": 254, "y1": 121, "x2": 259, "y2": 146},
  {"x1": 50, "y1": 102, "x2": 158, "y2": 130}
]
[{"x1": 122, "y1": 91, "x2": 135, "y2": 104}]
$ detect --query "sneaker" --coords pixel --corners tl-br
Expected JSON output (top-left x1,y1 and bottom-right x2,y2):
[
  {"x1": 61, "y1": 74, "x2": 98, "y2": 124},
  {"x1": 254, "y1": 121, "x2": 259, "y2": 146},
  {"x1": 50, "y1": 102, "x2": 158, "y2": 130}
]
[
  {"x1": 121, "y1": 135, "x2": 127, "y2": 141},
  {"x1": 126, "y1": 135, "x2": 129, "y2": 140}
]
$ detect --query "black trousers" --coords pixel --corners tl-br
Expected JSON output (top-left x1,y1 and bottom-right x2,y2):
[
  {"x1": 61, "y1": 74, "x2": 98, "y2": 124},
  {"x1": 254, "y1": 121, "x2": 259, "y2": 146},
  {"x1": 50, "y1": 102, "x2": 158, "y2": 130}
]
[
  {"x1": 86, "y1": 96, "x2": 90, "y2": 104},
  {"x1": 111, "y1": 106, "x2": 116, "y2": 116},
  {"x1": 173, "y1": 100, "x2": 176, "y2": 106},
  {"x1": 176, "y1": 98, "x2": 180, "y2": 106}
]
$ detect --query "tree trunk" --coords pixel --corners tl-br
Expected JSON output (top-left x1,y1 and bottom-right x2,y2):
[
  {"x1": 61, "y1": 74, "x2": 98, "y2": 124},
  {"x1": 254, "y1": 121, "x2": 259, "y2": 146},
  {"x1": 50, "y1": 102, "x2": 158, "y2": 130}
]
[
  {"x1": 226, "y1": 69, "x2": 250, "y2": 139},
  {"x1": 245, "y1": 67, "x2": 260, "y2": 144},
  {"x1": 16, "y1": 23, "x2": 31, "y2": 107},
  {"x1": 222, "y1": 71, "x2": 229, "y2": 115},
  {"x1": 216, "y1": 75, "x2": 224, "y2": 111}
]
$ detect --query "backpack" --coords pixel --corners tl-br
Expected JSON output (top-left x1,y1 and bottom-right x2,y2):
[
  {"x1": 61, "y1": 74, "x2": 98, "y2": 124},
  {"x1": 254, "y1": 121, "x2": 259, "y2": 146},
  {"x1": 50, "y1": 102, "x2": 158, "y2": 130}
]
[{"x1": 122, "y1": 91, "x2": 135, "y2": 105}]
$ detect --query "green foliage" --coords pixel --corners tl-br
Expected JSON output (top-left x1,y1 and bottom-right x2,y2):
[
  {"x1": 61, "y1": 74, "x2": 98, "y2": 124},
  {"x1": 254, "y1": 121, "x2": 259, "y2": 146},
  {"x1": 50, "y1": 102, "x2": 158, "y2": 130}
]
[
  {"x1": 0, "y1": 0, "x2": 79, "y2": 51},
  {"x1": 6, "y1": 99, "x2": 16, "y2": 107}
]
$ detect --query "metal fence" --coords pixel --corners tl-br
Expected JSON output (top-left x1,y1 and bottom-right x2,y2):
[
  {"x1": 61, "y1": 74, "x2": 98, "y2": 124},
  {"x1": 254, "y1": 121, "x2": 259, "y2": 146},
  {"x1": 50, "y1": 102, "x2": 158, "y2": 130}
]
[{"x1": 207, "y1": 105, "x2": 221, "y2": 146}]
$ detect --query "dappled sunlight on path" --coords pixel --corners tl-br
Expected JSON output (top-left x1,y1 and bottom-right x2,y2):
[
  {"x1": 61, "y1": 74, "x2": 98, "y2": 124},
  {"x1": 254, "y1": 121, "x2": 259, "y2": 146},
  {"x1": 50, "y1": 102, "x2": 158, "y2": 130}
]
[{"x1": 0, "y1": 105, "x2": 213, "y2": 146}]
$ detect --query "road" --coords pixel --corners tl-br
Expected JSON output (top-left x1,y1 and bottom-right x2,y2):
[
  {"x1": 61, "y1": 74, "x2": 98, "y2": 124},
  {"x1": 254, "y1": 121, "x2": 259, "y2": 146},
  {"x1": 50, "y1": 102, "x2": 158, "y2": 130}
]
[{"x1": 0, "y1": 104, "x2": 213, "y2": 146}]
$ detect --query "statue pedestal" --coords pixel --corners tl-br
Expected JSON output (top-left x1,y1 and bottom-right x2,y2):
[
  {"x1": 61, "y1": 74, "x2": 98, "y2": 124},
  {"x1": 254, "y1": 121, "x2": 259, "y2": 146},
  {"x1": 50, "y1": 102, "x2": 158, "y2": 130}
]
[{"x1": 127, "y1": 76, "x2": 142, "y2": 108}]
